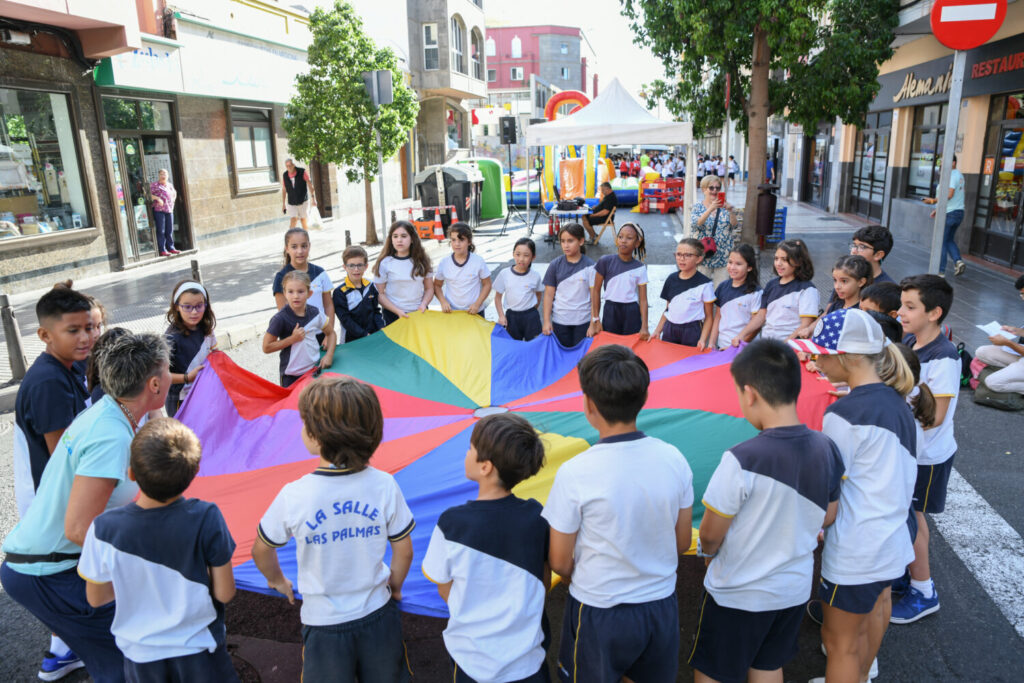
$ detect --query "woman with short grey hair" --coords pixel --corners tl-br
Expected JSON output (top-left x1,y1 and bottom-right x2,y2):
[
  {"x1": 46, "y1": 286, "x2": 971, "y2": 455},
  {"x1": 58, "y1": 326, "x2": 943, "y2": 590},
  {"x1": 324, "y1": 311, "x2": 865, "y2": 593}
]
[{"x1": 1, "y1": 332, "x2": 171, "y2": 680}]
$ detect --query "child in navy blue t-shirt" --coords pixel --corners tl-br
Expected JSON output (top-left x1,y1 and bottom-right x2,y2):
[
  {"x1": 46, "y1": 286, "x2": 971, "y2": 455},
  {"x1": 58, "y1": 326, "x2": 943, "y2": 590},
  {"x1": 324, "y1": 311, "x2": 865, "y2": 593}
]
[
  {"x1": 332, "y1": 245, "x2": 385, "y2": 343},
  {"x1": 79, "y1": 418, "x2": 238, "y2": 682},
  {"x1": 164, "y1": 280, "x2": 217, "y2": 416},
  {"x1": 263, "y1": 271, "x2": 336, "y2": 387},
  {"x1": 654, "y1": 239, "x2": 716, "y2": 347},
  {"x1": 423, "y1": 414, "x2": 550, "y2": 682}
]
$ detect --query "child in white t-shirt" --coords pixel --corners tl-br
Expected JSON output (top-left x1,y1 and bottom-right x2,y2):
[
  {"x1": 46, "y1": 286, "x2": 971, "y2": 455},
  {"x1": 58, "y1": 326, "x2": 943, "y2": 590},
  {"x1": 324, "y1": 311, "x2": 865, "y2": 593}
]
[
  {"x1": 741, "y1": 239, "x2": 819, "y2": 341},
  {"x1": 422, "y1": 414, "x2": 550, "y2": 682},
  {"x1": 373, "y1": 221, "x2": 434, "y2": 325},
  {"x1": 493, "y1": 238, "x2": 544, "y2": 341},
  {"x1": 252, "y1": 377, "x2": 415, "y2": 682},
  {"x1": 543, "y1": 345, "x2": 694, "y2": 682},
  {"x1": 434, "y1": 223, "x2": 492, "y2": 316},
  {"x1": 709, "y1": 244, "x2": 762, "y2": 349},
  {"x1": 592, "y1": 223, "x2": 649, "y2": 338},
  {"x1": 653, "y1": 239, "x2": 716, "y2": 348}
]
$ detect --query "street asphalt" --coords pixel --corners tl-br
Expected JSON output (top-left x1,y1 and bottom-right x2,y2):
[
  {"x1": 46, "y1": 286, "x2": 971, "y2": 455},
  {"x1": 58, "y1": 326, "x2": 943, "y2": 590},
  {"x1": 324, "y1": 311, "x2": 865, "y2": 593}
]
[{"x1": 2, "y1": 189, "x2": 1023, "y2": 681}]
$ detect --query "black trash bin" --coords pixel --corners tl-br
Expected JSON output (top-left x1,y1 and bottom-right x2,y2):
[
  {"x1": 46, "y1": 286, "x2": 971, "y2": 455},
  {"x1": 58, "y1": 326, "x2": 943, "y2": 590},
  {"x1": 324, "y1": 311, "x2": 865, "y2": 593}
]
[
  {"x1": 414, "y1": 164, "x2": 484, "y2": 230},
  {"x1": 755, "y1": 183, "x2": 780, "y2": 237}
]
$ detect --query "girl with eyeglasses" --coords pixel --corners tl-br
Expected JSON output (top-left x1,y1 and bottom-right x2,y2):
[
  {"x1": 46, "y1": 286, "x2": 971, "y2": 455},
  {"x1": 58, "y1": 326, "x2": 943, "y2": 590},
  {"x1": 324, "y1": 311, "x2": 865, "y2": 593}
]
[{"x1": 164, "y1": 280, "x2": 217, "y2": 417}]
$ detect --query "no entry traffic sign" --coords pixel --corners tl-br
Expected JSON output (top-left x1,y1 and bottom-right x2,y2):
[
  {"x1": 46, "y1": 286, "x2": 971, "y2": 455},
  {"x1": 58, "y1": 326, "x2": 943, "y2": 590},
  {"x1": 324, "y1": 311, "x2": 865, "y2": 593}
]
[{"x1": 931, "y1": 0, "x2": 1007, "y2": 51}]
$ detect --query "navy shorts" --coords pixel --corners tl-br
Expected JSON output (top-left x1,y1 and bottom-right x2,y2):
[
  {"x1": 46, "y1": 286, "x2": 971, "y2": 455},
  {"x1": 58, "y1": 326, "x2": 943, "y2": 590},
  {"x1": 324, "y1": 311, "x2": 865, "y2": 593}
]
[
  {"x1": 662, "y1": 319, "x2": 703, "y2": 346},
  {"x1": 125, "y1": 645, "x2": 238, "y2": 683},
  {"x1": 688, "y1": 592, "x2": 803, "y2": 683},
  {"x1": 301, "y1": 599, "x2": 411, "y2": 683},
  {"x1": 453, "y1": 659, "x2": 550, "y2": 683},
  {"x1": 913, "y1": 455, "x2": 954, "y2": 513},
  {"x1": 382, "y1": 309, "x2": 406, "y2": 326},
  {"x1": 505, "y1": 308, "x2": 542, "y2": 341},
  {"x1": 602, "y1": 301, "x2": 642, "y2": 335},
  {"x1": 0, "y1": 564, "x2": 123, "y2": 683},
  {"x1": 819, "y1": 577, "x2": 892, "y2": 615},
  {"x1": 280, "y1": 373, "x2": 302, "y2": 388},
  {"x1": 557, "y1": 592, "x2": 678, "y2": 683},
  {"x1": 552, "y1": 322, "x2": 589, "y2": 348}
]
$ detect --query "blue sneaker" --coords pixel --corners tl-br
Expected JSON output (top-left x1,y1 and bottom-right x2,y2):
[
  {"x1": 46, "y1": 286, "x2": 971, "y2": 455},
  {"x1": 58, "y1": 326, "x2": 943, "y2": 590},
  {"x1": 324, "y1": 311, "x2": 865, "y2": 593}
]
[
  {"x1": 38, "y1": 650, "x2": 85, "y2": 681},
  {"x1": 890, "y1": 585, "x2": 940, "y2": 624}
]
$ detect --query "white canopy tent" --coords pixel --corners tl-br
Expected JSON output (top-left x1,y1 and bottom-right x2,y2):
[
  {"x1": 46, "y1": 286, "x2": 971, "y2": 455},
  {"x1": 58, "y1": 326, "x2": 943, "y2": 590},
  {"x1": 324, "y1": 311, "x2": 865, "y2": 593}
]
[{"x1": 522, "y1": 77, "x2": 697, "y2": 222}]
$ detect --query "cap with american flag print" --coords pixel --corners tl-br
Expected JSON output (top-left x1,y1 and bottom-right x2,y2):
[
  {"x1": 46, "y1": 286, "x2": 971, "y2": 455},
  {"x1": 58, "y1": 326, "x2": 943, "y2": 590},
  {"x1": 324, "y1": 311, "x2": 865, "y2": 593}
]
[{"x1": 788, "y1": 308, "x2": 890, "y2": 356}]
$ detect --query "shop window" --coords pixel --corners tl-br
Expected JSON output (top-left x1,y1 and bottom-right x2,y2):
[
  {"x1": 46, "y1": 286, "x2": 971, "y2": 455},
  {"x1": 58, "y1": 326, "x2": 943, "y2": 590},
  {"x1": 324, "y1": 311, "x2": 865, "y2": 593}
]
[
  {"x1": 907, "y1": 104, "x2": 947, "y2": 199},
  {"x1": 423, "y1": 24, "x2": 439, "y2": 71},
  {"x1": 230, "y1": 107, "x2": 276, "y2": 191},
  {"x1": 0, "y1": 87, "x2": 90, "y2": 239}
]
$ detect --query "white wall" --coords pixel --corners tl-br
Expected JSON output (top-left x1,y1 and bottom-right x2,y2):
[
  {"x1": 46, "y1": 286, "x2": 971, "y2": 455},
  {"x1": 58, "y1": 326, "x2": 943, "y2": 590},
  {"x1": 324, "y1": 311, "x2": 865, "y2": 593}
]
[{"x1": 338, "y1": 0, "x2": 410, "y2": 69}]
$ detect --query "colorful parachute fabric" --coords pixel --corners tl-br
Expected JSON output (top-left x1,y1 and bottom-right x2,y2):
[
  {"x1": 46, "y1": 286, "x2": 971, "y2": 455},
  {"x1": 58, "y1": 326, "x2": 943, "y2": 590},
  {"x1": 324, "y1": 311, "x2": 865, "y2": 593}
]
[{"x1": 179, "y1": 312, "x2": 834, "y2": 618}]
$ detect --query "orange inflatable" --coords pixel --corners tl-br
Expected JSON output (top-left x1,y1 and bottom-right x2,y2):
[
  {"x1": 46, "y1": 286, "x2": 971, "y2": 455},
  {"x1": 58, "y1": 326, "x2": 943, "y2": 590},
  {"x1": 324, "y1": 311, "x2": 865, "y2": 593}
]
[{"x1": 544, "y1": 90, "x2": 591, "y2": 120}]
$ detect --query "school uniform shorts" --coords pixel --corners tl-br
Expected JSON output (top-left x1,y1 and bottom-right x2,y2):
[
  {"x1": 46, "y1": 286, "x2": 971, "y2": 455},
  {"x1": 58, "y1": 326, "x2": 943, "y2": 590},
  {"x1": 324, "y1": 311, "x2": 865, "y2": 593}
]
[
  {"x1": 557, "y1": 592, "x2": 678, "y2": 683},
  {"x1": 913, "y1": 455, "x2": 955, "y2": 514},
  {"x1": 0, "y1": 564, "x2": 123, "y2": 683},
  {"x1": 601, "y1": 301, "x2": 641, "y2": 335},
  {"x1": 818, "y1": 576, "x2": 893, "y2": 615},
  {"x1": 552, "y1": 322, "x2": 590, "y2": 348},
  {"x1": 505, "y1": 309, "x2": 542, "y2": 341},
  {"x1": 125, "y1": 645, "x2": 237, "y2": 683},
  {"x1": 301, "y1": 599, "x2": 410, "y2": 683},
  {"x1": 452, "y1": 658, "x2": 550, "y2": 683},
  {"x1": 688, "y1": 592, "x2": 803, "y2": 683},
  {"x1": 661, "y1": 320, "x2": 703, "y2": 346}
]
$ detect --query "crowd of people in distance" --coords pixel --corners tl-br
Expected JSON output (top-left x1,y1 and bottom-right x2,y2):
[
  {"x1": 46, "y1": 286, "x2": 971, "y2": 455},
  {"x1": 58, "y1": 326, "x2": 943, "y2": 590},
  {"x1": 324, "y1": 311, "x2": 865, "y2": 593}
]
[
  {"x1": 609, "y1": 151, "x2": 742, "y2": 187},
  {"x1": 6, "y1": 180, "x2": 1013, "y2": 683}
]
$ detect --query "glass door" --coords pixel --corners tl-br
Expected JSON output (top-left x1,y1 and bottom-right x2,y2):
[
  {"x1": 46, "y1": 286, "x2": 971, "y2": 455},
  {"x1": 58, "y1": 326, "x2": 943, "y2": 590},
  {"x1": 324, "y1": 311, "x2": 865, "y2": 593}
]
[
  {"x1": 972, "y1": 93, "x2": 1024, "y2": 267},
  {"x1": 110, "y1": 136, "x2": 156, "y2": 259}
]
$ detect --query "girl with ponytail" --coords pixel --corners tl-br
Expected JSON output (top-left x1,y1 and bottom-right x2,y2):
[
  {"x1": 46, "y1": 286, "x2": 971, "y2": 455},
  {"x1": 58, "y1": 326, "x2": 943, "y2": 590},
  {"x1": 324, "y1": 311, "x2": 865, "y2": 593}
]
[{"x1": 788, "y1": 308, "x2": 917, "y2": 683}]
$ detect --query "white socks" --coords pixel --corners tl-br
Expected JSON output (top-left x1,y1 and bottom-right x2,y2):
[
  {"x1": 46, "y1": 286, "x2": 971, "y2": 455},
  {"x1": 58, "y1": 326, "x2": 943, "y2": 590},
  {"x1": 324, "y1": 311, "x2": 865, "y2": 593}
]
[
  {"x1": 50, "y1": 634, "x2": 69, "y2": 655},
  {"x1": 910, "y1": 578, "x2": 935, "y2": 598}
]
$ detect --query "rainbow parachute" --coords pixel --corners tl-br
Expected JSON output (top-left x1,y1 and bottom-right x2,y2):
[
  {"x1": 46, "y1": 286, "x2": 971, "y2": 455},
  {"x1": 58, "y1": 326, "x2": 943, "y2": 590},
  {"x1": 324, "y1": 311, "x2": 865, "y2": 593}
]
[{"x1": 179, "y1": 312, "x2": 833, "y2": 617}]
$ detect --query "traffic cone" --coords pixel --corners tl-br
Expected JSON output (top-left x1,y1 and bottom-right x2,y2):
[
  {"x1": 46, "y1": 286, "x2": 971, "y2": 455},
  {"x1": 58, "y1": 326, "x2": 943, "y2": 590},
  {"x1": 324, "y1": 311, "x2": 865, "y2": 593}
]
[
  {"x1": 433, "y1": 210, "x2": 444, "y2": 241},
  {"x1": 450, "y1": 206, "x2": 459, "y2": 223}
]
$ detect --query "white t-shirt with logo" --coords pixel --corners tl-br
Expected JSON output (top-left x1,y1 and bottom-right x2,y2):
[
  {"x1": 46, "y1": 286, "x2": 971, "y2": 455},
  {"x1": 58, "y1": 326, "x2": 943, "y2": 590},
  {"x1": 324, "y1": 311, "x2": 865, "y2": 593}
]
[
  {"x1": 435, "y1": 252, "x2": 491, "y2": 311},
  {"x1": 258, "y1": 465, "x2": 415, "y2": 626},
  {"x1": 493, "y1": 267, "x2": 544, "y2": 312},
  {"x1": 542, "y1": 432, "x2": 694, "y2": 608},
  {"x1": 374, "y1": 255, "x2": 430, "y2": 314}
]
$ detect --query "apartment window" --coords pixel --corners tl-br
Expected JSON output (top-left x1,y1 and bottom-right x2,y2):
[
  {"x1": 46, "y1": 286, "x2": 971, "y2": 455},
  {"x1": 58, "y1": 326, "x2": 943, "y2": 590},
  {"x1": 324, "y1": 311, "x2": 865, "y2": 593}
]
[
  {"x1": 485, "y1": 37, "x2": 495, "y2": 57},
  {"x1": 511, "y1": 36, "x2": 522, "y2": 59},
  {"x1": 230, "y1": 107, "x2": 276, "y2": 190},
  {"x1": 560, "y1": 42, "x2": 568, "y2": 55},
  {"x1": 907, "y1": 104, "x2": 948, "y2": 199},
  {"x1": 487, "y1": 69, "x2": 496, "y2": 82},
  {"x1": 471, "y1": 29, "x2": 483, "y2": 80},
  {"x1": 451, "y1": 16, "x2": 465, "y2": 74},
  {"x1": 0, "y1": 87, "x2": 90, "y2": 237},
  {"x1": 510, "y1": 67, "x2": 524, "y2": 81},
  {"x1": 423, "y1": 23, "x2": 439, "y2": 70},
  {"x1": 560, "y1": 67, "x2": 570, "y2": 80}
]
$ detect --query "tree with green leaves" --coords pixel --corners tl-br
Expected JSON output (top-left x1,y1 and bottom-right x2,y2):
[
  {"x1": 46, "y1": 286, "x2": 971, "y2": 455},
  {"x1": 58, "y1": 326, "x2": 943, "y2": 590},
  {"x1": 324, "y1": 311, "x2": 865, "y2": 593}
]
[
  {"x1": 285, "y1": 0, "x2": 418, "y2": 245},
  {"x1": 622, "y1": 0, "x2": 899, "y2": 243}
]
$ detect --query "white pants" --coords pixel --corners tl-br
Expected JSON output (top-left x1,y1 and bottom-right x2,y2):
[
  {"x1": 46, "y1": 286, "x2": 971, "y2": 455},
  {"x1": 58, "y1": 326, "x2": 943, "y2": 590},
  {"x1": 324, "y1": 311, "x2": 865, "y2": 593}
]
[{"x1": 976, "y1": 345, "x2": 1024, "y2": 394}]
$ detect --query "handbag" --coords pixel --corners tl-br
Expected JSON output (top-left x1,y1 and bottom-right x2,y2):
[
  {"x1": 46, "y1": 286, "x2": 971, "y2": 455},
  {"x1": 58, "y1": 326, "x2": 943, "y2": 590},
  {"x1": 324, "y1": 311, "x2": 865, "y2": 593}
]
[{"x1": 700, "y1": 209, "x2": 721, "y2": 258}]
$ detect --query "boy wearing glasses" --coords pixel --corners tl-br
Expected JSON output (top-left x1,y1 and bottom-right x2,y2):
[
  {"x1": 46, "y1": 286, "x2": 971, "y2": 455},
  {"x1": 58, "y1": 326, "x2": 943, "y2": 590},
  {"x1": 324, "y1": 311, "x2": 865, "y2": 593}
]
[
  {"x1": 332, "y1": 245, "x2": 386, "y2": 344},
  {"x1": 833, "y1": 225, "x2": 896, "y2": 308}
]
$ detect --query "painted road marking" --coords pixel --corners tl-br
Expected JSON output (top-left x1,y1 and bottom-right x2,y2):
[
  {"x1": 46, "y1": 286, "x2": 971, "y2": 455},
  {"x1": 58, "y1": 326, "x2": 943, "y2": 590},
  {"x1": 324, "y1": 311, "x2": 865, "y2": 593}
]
[
  {"x1": 934, "y1": 468, "x2": 1024, "y2": 639},
  {"x1": 940, "y1": 3, "x2": 997, "y2": 22}
]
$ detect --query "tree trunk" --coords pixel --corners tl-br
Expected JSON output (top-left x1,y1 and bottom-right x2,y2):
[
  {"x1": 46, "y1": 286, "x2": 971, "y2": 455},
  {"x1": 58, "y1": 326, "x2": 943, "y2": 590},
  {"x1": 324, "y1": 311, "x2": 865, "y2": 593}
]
[
  {"x1": 364, "y1": 174, "x2": 379, "y2": 245},
  {"x1": 743, "y1": 24, "x2": 770, "y2": 246}
]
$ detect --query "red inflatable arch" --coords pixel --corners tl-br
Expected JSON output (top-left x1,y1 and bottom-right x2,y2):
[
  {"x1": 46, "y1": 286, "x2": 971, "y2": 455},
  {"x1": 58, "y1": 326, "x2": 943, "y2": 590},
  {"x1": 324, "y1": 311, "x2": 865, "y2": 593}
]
[{"x1": 544, "y1": 90, "x2": 591, "y2": 120}]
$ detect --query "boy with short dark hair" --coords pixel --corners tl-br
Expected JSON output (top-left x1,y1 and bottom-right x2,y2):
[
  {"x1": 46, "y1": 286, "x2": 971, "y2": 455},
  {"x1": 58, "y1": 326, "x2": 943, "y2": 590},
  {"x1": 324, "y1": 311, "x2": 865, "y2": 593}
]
[
  {"x1": 423, "y1": 414, "x2": 550, "y2": 682},
  {"x1": 893, "y1": 274, "x2": 958, "y2": 623},
  {"x1": 543, "y1": 345, "x2": 694, "y2": 682},
  {"x1": 333, "y1": 245, "x2": 386, "y2": 343},
  {"x1": 78, "y1": 418, "x2": 238, "y2": 682},
  {"x1": 851, "y1": 225, "x2": 895, "y2": 283},
  {"x1": 14, "y1": 288, "x2": 94, "y2": 519},
  {"x1": 859, "y1": 281, "x2": 902, "y2": 318},
  {"x1": 252, "y1": 376, "x2": 414, "y2": 682},
  {"x1": 690, "y1": 339, "x2": 844, "y2": 683}
]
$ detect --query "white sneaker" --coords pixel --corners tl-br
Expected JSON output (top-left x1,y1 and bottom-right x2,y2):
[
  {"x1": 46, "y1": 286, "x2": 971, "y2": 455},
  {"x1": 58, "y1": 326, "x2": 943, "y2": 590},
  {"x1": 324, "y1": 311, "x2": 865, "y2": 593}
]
[{"x1": 818, "y1": 644, "x2": 878, "y2": 680}]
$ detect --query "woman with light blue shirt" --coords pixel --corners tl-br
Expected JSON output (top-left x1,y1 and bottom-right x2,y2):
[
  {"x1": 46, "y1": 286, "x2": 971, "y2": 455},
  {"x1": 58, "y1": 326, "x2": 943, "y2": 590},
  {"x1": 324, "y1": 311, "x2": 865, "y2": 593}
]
[
  {"x1": 2, "y1": 333, "x2": 171, "y2": 683},
  {"x1": 923, "y1": 154, "x2": 966, "y2": 276}
]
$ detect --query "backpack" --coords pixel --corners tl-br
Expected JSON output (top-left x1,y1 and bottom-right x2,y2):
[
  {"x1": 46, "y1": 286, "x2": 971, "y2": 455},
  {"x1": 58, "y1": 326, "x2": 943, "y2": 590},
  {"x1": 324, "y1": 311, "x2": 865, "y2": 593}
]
[{"x1": 955, "y1": 342, "x2": 973, "y2": 388}]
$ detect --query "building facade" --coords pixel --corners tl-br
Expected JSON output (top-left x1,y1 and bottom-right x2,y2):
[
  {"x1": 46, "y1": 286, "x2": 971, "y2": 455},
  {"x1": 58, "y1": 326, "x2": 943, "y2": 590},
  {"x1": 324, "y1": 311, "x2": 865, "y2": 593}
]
[
  {"x1": 406, "y1": 0, "x2": 487, "y2": 170},
  {"x1": 832, "y1": 1, "x2": 1024, "y2": 273}
]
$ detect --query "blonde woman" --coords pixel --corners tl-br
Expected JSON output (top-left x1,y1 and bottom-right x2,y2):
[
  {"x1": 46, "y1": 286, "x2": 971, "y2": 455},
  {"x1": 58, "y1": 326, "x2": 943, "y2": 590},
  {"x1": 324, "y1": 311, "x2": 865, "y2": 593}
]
[{"x1": 150, "y1": 169, "x2": 178, "y2": 256}]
